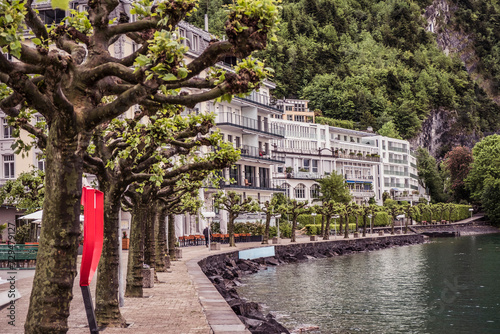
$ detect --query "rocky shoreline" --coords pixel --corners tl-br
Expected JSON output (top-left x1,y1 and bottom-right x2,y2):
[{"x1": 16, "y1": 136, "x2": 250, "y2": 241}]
[{"x1": 197, "y1": 235, "x2": 424, "y2": 334}]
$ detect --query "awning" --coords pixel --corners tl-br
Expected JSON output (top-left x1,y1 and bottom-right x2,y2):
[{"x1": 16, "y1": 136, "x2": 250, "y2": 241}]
[
  {"x1": 346, "y1": 180, "x2": 372, "y2": 184},
  {"x1": 19, "y1": 210, "x2": 84, "y2": 223},
  {"x1": 391, "y1": 188, "x2": 400, "y2": 191}
]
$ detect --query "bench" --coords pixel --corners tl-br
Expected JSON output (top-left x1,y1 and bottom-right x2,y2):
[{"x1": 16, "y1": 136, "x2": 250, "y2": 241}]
[{"x1": 0, "y1": 244, "x2": 38, "y2": 269}]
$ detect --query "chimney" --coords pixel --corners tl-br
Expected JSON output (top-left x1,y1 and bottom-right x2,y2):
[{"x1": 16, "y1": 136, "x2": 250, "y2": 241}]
[
  {"x1": 204, "y1": 14, "x2": 209, "y2": 32},
  {"x1": 367, "y1": 126, "x2": 373, "y2": 132}
]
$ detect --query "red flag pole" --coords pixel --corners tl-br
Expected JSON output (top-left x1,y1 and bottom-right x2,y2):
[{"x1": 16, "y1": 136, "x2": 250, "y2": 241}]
[{"x1": 79, "y1": 187, "x2": 104, "y2": 333}]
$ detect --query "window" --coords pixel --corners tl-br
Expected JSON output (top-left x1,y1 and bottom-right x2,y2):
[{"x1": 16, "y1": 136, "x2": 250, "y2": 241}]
[
  {"x1": 281, "y1": 183, "x2": 291, "y2": 197},
  {"x1": 227, "y1": 135, "x2": 232, "y2": 144},
  {"x1": 312, "y1": 160, "x2": 318, "y2": 173},
  {"x1": 37, "y1": 155, "x2": 45, "y2": 172},
  {"x1": 295, "y1": 115, "x2": 304, "y2": 122},
  {"x1": 229, "y1": 164, "x2": 240, "y2": 185},
  {"x1": 192, "y1": 35, "x2": 199, "y2": 51},
  {"x1": 235, "y1": 136, "x2": 241, "y2": 148},
  {"x1": 303, "y1": 159, "x2": 310, "y2": 172},
  {"x1": 3, "y1": 155, "x2": 14, "y2": 179},
  {"x1": 287, "y1": 115, "x2": 293, "y2": 121},
  {"x1": 3, "y1": 118, "x2": 13, "y2": 139},
  {"x1": 38, "y1": 9, "x2": 66, "y2": 25},
  {"x1": 310, "y1": 184, "x2": 320, "y2": 199},
  {"x1": 294, "y1": 184, "x2": 306, "y2": 198}
]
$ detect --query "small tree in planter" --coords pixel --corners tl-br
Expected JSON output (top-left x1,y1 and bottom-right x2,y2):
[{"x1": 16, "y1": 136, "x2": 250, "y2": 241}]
[
  {"x1": 214, "y1": 191, "x2": 259, "y2": 247},
  {"x1": 14, "y1": 224, "x2": 31, "y2": 244}
]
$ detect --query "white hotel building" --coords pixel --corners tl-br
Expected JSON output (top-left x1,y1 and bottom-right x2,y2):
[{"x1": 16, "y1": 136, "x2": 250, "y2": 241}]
[{"x1": 270, "y1": 113, "x2": 428, "y2": 206}]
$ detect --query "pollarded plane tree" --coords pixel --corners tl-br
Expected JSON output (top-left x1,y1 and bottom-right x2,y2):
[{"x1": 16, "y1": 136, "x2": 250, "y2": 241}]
[
  {"x1": 81, "y1": 109, "x2": 225, "y2": 326},
  {"x1": 279, "y1": 198, "x2": 311, "y2": 242},
  {"x1": 316, "y1": 200, "x2": 343, "y2": 241},
  {"x1": 213, "y1": 191, "x2": 260, "y2": 247},
  {"x1": 0, "y1": 0, "x2": 279, "y2": 331},
  {"x1": 122, "y1": 137, "x2": 239, "y2": 297},
  {"x1": 260, "y1": 193, "x2": 285, "y2": 244},
  {"x1": 402, "y1": 203, "x2": 420, "y2": 234}
]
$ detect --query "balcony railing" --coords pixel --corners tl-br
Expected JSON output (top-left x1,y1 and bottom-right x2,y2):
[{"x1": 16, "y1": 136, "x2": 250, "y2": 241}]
[
  {"x1": 350, "y1": 190, "x2": 375, "y2": 198},
  {"x1": 383, "y1": 170, "x2": 408, "y2": 176},
  {"x1": 216, "y1": 112, "x2": 285, "y2": 138},
  {"x1": 345, "y1": 175, "x2": 374, "y2": 181},
  {"x1": 389, "y1": 158, "x2": 408, "y2": 165},
  {"x1": 410, "y1": 173, "x2": 419, "y2": 180},
  {"x1": 240, "y1": 145, "x2": 285, "y2": 163},
  {"x1": 235, "y1": 92, "x2": 281, "y2": 112},
  {"x1": 223, "y1": 179, "x2": 285, "y2": 192},
  {"x1": 336, "y1": 153, "x2": 380, "y2": 163},
  {"x1": 410, "y1": 162, "x2": 417, "y2": 168},
  {"x1": 384, "y1": 183, "x2": 407, "y2": 188},
  {"x1": 388, "y1": 146, "x2": 407, "y2": 153}
]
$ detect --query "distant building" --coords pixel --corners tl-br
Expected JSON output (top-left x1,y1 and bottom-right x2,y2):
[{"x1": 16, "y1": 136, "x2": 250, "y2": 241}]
[{"x1": 273, "y1": 98, "x2": 315, "y2": 123}]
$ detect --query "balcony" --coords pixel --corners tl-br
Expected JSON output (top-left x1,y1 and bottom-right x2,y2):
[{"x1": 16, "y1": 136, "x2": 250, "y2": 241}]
[
  {"x1": 388, "y1": 158, "x2": 408, "y2": 165},
  {"x1": 240, "y1": 145, "x2": 285, "y2": 164},
  {"x1": 350, "y1": 190, "x2": 375, "y2": 198},
  {"x1": 234, "y1": 92, "x2": 282, "y2": 113},
  {"x1": 410, "y1": 162, "x2": 417, "y2": 168},
  {"x1": 345, "y1": 175, "x2": 374, "y2": 182},
  {"x1": 336, "y1": 153, "x2": 380, "y2": 163},
  {"x1": 384, "y1": 183, "x2": 407, "y2": 188},
  {"x1": 410, "y1": 173, "x2": 419, "y2": 180},
  {"x1": 384, "y1": 170, "x2": 408, "y2": 177},
  {"x1": 216, "y1": 112, "x2": 285, "y2": 138},
  {"x1": 388, "y1": 146, "x2": 407, "y2": 153},
  {"x1": 222, "y1": 179, "x2": 285, "y2": 192}
]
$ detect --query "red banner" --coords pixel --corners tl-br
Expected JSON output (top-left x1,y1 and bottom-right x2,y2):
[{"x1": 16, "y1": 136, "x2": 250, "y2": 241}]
[{"x1": 79, "y1": 187, "x2": 104, "y2": 287}]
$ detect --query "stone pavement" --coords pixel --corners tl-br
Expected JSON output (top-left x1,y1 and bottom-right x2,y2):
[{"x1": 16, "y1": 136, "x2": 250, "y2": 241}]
[
  {"x1": 0, "y1": 215, "x2": 489, "y2": 334},
  {"x1": 0, "y1": 234, "x2": 342, "y2": 334}
]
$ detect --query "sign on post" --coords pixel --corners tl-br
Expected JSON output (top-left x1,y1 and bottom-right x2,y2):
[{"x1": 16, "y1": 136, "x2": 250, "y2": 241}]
[{"x1": 79, "y1": 187, "x2": 104, "y2": 334}]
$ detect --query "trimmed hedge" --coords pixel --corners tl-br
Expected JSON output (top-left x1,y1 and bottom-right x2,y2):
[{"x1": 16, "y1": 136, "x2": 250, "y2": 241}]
[{"x1": 416, "y1": 204, "x2": 472, "y2": 222}]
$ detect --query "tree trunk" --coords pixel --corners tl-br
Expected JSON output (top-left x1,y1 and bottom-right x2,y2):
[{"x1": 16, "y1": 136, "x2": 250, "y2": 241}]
[
  {"x1": 125, "y1": 202, "x2": 145, "y2": 298},
  {"x1": 344, "y1": 215, "x2": 349, "y2": 238},
  {"x1": 25, "y1": 121, "x2": 87, "y2": 333},
  {"x1": 405, "y1": 215, "x2": 409, "y2": 234},
  {"x1": 143, "y1": 208, "x2": 155, "y2": 270},
  {"x1": 320, "y1": 215, "x2": 325, "y2": 236},
  {"x1": 155, "y1": 207, "x2": 167, "y2": 272},
  {"x1": 323, "y1": 215, "x2": 331, "y2": 240},
  {"x1": 262, "y1": 213, "x2": 271, "y2": 244},
  {"x1": 362, "y1": 215, "x2": 367, "y2": 237},
  {"x1": 391, "y1": 217, "x2": 395, "y2": 235},
  {"x1": 291, "y1": 215, "x2": 297, "y2": 242},
  {"x1": 339, "y1": 216, "x2": 343, "y2": 237},
  {"x1": 355, "y1": 216, "x2": 359, "y2": 232},
  {"x1": 168, "y1": 214, "x2": 176, "y2": 259},
  {"x1": 228, "y1": 215, "x2": 236, "y2": 247},
  {"x1": 95, "y1": 182, "x2": 126, "y2": 328}
]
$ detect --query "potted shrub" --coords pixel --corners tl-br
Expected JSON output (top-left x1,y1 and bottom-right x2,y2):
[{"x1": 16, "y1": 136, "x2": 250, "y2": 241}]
[
  {"x1": 357, "y1": 152, "x2": 363, "y2": 157},
  {"x1": 122, "y1": 231, "x2": 129, "y2": 250}
]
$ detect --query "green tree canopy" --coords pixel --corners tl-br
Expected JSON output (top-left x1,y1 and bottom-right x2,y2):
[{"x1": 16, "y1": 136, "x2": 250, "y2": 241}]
[{"x1": 316, "y1": 171, "x2": 351, "y2": 203}]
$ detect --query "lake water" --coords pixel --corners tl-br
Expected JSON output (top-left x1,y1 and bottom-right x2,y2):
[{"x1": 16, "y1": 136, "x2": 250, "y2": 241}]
[{"x1": 236, "y1": 234, "x2": 500, "y2": 333}]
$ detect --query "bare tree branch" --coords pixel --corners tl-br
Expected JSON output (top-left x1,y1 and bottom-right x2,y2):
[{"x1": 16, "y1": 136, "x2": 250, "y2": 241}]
[{"x1": 80, "y1": 62, "x2": 139, "y2": 85}]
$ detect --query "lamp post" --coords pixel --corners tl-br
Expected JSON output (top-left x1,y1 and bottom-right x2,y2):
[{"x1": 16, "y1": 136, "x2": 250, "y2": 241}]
[
  {"x1": 202, "y1": 211, "x2": 215, "y2": 250},
  {"x1": 333, "y1": 214, "x2": 340, "y2": 239},
  {"x1": 396, "y1": 214, "x2": 405, "y2": 234},
  {"x1": 469, "y1": 208, "x2": 473, "y2": 219}
]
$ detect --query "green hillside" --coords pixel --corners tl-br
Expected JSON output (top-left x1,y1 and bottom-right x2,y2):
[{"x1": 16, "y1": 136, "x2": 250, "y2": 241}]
[{"x1": 187, "y1": 0, "x2": 500, "y2": 140}]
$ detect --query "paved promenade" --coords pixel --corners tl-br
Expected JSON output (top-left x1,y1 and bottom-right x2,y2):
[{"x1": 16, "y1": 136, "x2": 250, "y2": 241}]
[
  {"x1": 0, "y1": 215, "x2": 489, "y2": 333},
  {"x1": 1, "y1": 234, "x2": 334, "y2": 334}
]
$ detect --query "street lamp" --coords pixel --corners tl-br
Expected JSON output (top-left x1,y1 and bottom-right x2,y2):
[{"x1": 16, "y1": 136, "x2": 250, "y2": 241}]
[
  {"x1": 469, "y1": 208, "x2": 473, "y2": 219},
  {"x1": 396, "y1": 214, "x2": 405, "y2": 234},
  {"x1": 201, "y1": 211, "x2": 216, "y2": 250},
  {"x1": 333, "y1": 214, "x2": 340, "y2": 238},
  {"x1": 311, "y1": 212, "x2": 317, "y2": 225}
]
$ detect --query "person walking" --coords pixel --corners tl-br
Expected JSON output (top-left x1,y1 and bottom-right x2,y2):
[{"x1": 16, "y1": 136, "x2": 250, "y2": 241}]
[{"x1": 203, "y1": 226, "x2": 210, "y2": 247}]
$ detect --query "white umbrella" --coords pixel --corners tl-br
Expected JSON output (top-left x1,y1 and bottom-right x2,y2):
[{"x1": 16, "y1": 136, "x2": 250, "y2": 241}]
[{"x1": 19, "y1": 210, "x2": 84, "y2": 223}]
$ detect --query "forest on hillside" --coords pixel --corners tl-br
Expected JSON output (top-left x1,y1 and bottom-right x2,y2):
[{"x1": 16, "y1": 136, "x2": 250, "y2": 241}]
[{"x1": 187, "y1": 0, "x2": 500, "y2": 141}]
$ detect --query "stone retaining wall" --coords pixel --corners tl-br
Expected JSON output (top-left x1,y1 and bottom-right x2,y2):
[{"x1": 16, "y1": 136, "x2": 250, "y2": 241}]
[{"x1": 198, "y1": 234, "x2": 425, "y2": 334}]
